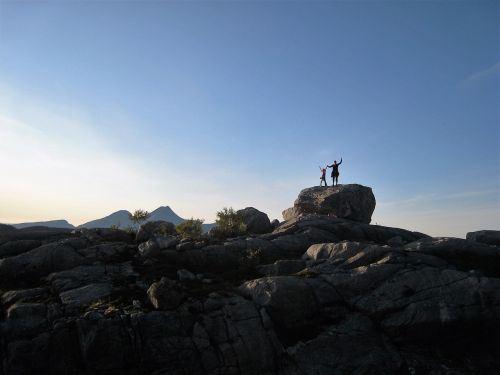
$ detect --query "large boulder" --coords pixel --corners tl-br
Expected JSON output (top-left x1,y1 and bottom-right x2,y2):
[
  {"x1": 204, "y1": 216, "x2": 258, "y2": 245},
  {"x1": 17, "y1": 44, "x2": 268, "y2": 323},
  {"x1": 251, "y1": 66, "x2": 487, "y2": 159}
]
[
  {"x1": 282, "y1": 207, "x2": 301, "y2": 222},
  {"x1": 147, "y1": 277, "x2": 185, "y2": 310},
  {"x1": 0, "y1": 241, "x2": 85, "y2": 284},
  {"x1": 155, "y1": 235, "x2": 179, "y2": 249},
  {"x1": 303, "y1": 241, "x2": 369, "y2": 261},
  {"x1": 273, "y1": 214, "x2": 427, "y2": 244},
  {"x1": 466, "y1": 230, "x2": 500, "y2": 246},
  {"x1": 237, "y1": 207, "x2": 272, "y2": 234},
  {"x1": 138, "y1": 239, "x2": 160, "y2": 258},
  {"x1": 283, "y1": 184, "x2": 376, "y2": 224}
]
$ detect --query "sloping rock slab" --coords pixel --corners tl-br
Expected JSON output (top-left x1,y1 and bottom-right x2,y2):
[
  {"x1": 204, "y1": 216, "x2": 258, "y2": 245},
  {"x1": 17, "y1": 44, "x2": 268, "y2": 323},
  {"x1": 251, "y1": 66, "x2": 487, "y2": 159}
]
[
  {"x1": 0, "y1": 242, "x2": 85, "y2": 285},
  {"x1": 59, "y1": 283, "x2": 113, "y2": 311},
  {"x1": 404, "y1": 237, "x2": 500, "y2": 277},
  {"x1": 0, "y1": 240, "x2": 42, "y2": 258}
]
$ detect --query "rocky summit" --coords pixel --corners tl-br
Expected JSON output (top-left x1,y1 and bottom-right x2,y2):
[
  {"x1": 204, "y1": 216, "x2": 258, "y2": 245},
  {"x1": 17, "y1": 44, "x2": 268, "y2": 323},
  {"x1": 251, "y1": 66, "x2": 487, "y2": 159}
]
[
  {"x1": 282, "y1": 184, "x2": 376, "y2": 223},
  {"x1": 1, "y1": 187, "x2": 500, "y2": 374}
]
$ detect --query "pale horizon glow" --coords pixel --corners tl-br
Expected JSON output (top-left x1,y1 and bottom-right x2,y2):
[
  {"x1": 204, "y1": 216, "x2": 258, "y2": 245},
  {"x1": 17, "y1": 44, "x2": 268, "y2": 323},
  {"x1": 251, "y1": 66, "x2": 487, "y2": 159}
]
[{"x1": 1, "y1": 1, "x2": 499, "y2": 238}]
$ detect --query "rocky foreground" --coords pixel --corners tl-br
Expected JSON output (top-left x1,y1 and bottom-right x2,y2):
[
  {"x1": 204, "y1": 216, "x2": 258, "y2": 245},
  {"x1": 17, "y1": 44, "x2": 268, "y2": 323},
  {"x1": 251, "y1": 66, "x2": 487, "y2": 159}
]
[{"x1": 1, "y1": 185, "x2": 500, "y2": 374}]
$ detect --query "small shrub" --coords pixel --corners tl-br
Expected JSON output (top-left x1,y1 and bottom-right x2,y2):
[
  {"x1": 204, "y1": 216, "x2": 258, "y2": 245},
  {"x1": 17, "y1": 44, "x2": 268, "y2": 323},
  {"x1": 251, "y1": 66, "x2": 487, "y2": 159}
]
[
  {"x1": 129, "y1": 209, "x2": 150, "y2": 227},
  {"x1": 176, "y1": 218, "x2": 204, "y2": 240},
  {"x1": 213, "y1": 207, "x2": 246, "y2": 239},
  {"x1": 124, "y1": 225, "x2": 136, "y2": 235}
]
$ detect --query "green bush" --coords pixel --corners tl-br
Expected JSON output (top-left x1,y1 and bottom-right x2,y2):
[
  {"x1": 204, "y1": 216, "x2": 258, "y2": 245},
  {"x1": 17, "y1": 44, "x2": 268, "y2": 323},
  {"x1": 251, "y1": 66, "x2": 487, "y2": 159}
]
[
  {"x1": 129, "y1": 209, "x2": 150, "y2": 227},
  {"x1": 213, "y1": 207, "x2": 246, "y2": 239},
  {"x1": 176, "y1": 218, "x2": 204, "y2": 240}
]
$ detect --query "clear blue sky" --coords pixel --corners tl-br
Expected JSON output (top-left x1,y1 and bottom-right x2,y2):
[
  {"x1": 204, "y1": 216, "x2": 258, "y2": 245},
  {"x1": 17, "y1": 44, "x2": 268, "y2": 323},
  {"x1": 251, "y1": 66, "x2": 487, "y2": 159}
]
[{"x1": 0, "y1": 0, "x2": 498, "y2": 237}]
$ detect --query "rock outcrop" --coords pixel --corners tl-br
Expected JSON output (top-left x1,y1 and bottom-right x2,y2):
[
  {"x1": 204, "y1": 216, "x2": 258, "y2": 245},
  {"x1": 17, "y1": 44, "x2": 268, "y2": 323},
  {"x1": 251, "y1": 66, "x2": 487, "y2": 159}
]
[
  {"x1": 0, "y1": 240, "x2": 86, "y2": 284},
  {"x1": 147, "y1": 277, "x2": 185, "y2": 310},
  {"x1": 1, "y1": 188, "x2": 499, "y2": 374},
  {"x1": 466, "y1": 230, "x2": 500, "y2": 246},
  {"x1": 283, "y1": 184, "x2": 376, "y2": 223}
]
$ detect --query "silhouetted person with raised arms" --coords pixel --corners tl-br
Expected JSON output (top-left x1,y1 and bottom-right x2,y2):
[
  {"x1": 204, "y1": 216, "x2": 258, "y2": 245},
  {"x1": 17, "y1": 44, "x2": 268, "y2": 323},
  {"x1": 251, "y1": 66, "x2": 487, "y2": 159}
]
[
  {"x1": 327, "y1": 158, "x2": 343, "y2": 186},
  {"x1": 319, "y1": 166, "x2": 328, "y2": 187}
]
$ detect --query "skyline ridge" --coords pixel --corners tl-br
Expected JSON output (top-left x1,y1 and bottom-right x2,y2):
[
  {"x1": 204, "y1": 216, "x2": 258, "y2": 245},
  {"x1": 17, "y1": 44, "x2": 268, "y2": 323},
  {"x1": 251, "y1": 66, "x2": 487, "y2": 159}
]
[{"x1": 6, "y1": 205, "x2": 213, "y2": 230}]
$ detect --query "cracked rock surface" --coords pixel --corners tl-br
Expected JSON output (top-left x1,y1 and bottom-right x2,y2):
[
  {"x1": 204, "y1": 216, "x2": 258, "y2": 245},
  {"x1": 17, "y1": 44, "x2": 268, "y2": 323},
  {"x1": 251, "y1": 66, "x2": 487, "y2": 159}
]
[{"x1": 1, "y1": 211, "x2": 500, "y2": 374}]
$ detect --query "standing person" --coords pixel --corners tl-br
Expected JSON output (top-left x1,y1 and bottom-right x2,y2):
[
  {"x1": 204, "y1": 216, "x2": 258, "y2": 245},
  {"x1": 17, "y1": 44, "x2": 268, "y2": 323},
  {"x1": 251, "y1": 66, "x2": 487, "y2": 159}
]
[
  {"x1": 327, "y1": 158, "x2": 343, "y2": 186},
  {"x1": 319, "y1": 166, "x2": 328, "y2": 187}
]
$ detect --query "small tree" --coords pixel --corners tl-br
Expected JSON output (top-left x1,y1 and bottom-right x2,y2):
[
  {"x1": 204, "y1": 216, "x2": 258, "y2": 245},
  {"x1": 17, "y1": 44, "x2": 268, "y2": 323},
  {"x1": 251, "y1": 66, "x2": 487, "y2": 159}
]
[
  {"x1": 129, "y1": 209, "x2": 150, "y2": 227},
  {"x1": 213, "y1": 207, "x2": 246, "y2": 238},
  {"x1": 110, "y1": 222, "x2": 121, "y2": 230},
  {"x1": 176, "y1": 218, "x2": 204, "y2": 240},
  {"x1": 124, "y1": 225, "x2": 136, "y2": 235}
]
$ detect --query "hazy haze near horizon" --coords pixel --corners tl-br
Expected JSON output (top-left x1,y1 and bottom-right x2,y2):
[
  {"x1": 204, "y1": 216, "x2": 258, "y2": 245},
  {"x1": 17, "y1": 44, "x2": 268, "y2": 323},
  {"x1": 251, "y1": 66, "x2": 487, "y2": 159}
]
[{"x1": 0, "y1": 1, "x2": 498, "y2": 238}]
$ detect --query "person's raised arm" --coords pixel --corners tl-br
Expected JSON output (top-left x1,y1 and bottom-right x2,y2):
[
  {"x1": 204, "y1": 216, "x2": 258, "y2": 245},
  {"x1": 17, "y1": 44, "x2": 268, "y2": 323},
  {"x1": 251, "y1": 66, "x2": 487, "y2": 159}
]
[{"x1": 338, "y1": 158, "x2": 343, "y2": 165}]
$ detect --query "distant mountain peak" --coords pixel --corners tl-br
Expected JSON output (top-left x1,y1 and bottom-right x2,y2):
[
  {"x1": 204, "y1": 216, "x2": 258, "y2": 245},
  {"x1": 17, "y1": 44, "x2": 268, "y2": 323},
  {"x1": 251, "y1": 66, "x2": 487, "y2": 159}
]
[
  {"x1": 78, "y1": 206, "x2": 185, "y2": 228},
  {"x1": 149, "y1": 206, "x2": 183, "y2": 224},
  {"x1": 153, "y1": 206, "x2": 173, "y2": 211}
]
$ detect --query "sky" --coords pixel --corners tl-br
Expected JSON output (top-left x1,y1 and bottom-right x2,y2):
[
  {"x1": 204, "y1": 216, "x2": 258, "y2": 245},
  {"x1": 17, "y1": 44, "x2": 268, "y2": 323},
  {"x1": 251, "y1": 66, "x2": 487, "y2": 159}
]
[{"x1": 0, "y1": 0, "x2": 498, "y2": 238}]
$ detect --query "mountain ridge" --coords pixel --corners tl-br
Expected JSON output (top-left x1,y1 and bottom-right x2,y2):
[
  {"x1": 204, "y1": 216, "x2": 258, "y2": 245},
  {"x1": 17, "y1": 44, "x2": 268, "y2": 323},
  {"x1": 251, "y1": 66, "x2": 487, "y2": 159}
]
[
  {"x1": 8, "y1": 207, "x2": 215, "y2": 232},
  {"x1": 10, "y1": 219, "x2": 75, "y2": 230}
]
